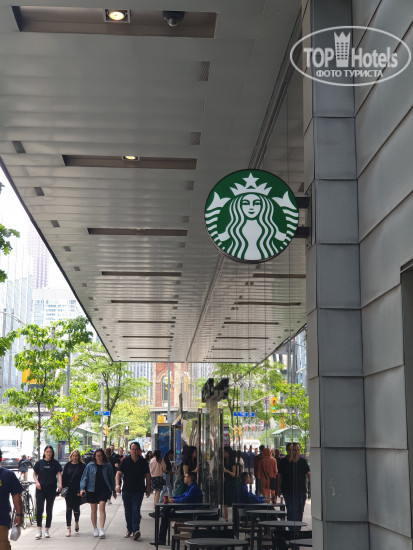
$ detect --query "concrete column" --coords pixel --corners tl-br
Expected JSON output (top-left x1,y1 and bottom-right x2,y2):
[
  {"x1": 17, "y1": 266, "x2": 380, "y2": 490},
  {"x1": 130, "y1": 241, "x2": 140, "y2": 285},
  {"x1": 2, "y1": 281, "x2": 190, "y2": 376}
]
[{"x1": 303, "y1": 0, "x2": 369, "y2": 548}]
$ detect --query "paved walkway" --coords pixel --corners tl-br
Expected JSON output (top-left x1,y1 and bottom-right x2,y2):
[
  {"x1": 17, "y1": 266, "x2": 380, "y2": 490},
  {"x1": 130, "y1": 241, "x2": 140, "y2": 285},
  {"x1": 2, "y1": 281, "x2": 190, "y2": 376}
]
[
  {"x1": 11, "y1": 492, "x2": 312, "y2": 550},
  {"x1": 12, "y1": 493, "x2": 157, "y2": 550}
]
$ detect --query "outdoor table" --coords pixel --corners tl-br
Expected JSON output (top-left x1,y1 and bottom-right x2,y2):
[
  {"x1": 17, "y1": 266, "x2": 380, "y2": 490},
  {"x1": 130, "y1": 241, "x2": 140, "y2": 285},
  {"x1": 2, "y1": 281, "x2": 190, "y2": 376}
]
[
  {"x1": 232, "y1": 502, "x2": 280, "y2": 537},
  {"x1": 257, "y1": 520, "x2": 308, "y2": 548},
  {"x1": 175, "y1": 509, "x2": 219, "y2": 519},
  {"x1": 186, "y1": 538, "x2": 249, "y2": 549},
  {"x1": 154, "y1": 502, "x2": 211, "y2": 550},
  {"x1": 288, "y1": 539, "x2": 313, "y2": 548},
  {"x1": 185, "y1": 520, "x2": 234, "y2": 529},
  {"x1": 245, "y1": 509, "x2": 287, "y2": 550}
]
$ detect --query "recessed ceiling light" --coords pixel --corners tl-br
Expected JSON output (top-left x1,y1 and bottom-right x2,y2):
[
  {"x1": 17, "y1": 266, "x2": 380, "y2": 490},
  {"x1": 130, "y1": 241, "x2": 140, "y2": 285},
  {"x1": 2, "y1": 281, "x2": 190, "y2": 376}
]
[
  {"x1": 105, "y1": 9, "x2": 129, "y2": 22},
  {"x1": 123, "y1": 155, "x2": 138, "y2": 160}
]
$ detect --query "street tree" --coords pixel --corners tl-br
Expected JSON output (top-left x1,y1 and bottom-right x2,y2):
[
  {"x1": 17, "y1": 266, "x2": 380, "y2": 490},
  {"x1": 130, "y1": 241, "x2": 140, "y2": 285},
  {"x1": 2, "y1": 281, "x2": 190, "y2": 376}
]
[
  {"x1": 211, "y1": 359, "x2": 284, "y2": 441},
  {"x1": 72, "y1": 342, "x2": 150, "y2": 445},
  {"x1": 277, "y1": 382, "x2": 309, "y2": 452},
  {"x1": 2, "y1": 317, "x2": 92, "y2": 458},
  {"x1": 109, "y1": 397, "x2": 151, "y2": 447},
  {"x1": 47, "y1": 379, "x2": 98, "y2": 453}
]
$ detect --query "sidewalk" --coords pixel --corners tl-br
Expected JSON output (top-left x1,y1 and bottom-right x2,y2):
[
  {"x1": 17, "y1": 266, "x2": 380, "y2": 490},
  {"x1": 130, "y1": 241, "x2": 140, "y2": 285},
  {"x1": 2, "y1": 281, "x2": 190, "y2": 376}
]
[
  {"x1": 12, "y1": 493, "x2": 158, "y2": 550},
  {"x1": 11, "y1": 493, "x2": 312, "y2": 550}
]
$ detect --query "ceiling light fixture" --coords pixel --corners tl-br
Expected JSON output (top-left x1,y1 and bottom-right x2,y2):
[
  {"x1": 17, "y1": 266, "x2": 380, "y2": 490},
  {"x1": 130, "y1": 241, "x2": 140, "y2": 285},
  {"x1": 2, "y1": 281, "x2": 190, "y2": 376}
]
[
  {"x1": 123, "y1": 155, "x2": 138, "y2": 160},
  {"x1": 105, "y1": 9, "x2": 129, "y2": 22}
]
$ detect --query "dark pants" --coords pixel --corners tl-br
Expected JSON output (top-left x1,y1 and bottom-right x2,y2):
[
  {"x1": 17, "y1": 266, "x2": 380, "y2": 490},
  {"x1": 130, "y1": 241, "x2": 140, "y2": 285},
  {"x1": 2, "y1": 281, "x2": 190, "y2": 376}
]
[
  {"x1": 122, "y1": 491, "x2": 144, "y2": 534},
  {"x1": 159, "y1": 507, "x2": 175, "y2": 544},
  {"x1": 65, "y1": 493, "x2": 81, "y2": 527},
  {"x1": 36, "y1": 485, "x2": 57, "y2": 528},
  {"x1": 283, "y1": 493, "x2": 307, "y2": 530}
]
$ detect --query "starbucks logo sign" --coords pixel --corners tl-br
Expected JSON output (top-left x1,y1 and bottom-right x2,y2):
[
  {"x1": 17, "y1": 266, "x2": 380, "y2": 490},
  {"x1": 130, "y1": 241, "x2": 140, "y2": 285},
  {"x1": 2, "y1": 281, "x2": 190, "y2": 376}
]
[{"x1": 205, "y1": 169, "x2": 299, "y2": 263}]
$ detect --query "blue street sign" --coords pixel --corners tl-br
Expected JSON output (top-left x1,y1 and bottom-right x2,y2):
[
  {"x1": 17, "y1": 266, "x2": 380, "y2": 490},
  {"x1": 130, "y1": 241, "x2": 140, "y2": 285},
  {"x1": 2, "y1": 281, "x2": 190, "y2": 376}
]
[
  {"x1": 250, "y1": 412, "x2": 255, "y2": 417},
  {"x1": 94, "y1": 411, "x2": 111, "y2": 416},
  {"x1": 233, "y1": 411, "x2": 254, "y2": 417},
  {"x1": 94, "y1": 411, "x2": 101, "y2": 415}
]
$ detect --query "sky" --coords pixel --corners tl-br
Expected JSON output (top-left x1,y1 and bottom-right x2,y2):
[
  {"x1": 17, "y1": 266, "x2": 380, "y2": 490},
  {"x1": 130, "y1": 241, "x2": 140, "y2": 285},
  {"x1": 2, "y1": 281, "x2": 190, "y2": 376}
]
[{"x1": 0, "y1": 167, "x2": 70, "y2": 289}]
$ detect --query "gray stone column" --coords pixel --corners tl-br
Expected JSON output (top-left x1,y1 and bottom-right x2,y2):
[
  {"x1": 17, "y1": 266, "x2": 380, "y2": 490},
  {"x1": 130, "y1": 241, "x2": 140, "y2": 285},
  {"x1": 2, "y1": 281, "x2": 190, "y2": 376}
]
[{"x1": 303, "y1": 0, "x2": 369, "y2": 547}]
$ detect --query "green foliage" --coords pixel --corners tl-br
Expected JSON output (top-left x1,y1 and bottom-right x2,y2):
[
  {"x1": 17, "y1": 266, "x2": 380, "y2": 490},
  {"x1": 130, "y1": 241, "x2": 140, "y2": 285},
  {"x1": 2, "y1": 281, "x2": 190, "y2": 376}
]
[
  {"x1": 3, "y1": 317, "x2": 92, "y2": 456},
  {"x1": 109, "y1": 397, "x2": 151, "y2": 446},
  {"x1": 72, "y1": 342, "x2": 150, "y2": 444},
  {"x1": 0, "y1": 225, "x2": 20, "y2": 283},
  {"x1": 277, "y1": 383, "x2": 309, "y2": 451},
  {"x1": 212, "y1": 359, "x2": 284, "y2": 428},
  {"x1": 47, "y1": 379, "x2": 98, "y2": 453}
]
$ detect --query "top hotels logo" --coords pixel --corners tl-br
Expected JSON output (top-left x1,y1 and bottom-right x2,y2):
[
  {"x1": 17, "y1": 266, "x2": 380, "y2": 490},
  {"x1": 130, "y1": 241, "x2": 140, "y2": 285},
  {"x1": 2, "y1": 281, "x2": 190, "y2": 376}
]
[{"x1": 290, "y1": 26, "x2": 411, "y2": 87}]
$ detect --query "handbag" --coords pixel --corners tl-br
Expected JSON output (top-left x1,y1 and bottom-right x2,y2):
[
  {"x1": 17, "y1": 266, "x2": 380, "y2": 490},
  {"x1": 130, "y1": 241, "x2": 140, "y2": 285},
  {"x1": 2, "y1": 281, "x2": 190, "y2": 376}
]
[
  {"x1": 61, "y1": 463, "x2": 80, "y2": 498},
  {"x1": 80, "y1": 492, "x2": 88, "y2": 505}
]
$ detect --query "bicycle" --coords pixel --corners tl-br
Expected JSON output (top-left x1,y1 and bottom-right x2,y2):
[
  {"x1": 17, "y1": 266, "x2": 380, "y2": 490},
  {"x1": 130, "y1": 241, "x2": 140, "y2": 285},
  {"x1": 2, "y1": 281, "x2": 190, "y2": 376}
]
[{"x1": 12, "y1": 481, "x2": 36, "y2": 529}]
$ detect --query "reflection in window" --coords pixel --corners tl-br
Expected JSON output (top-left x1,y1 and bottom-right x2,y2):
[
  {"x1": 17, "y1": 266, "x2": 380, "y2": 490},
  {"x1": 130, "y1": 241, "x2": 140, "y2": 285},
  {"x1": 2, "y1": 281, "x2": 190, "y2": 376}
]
[{"x1": 161, "y1": 377, "x2": 169, "y2": 402}]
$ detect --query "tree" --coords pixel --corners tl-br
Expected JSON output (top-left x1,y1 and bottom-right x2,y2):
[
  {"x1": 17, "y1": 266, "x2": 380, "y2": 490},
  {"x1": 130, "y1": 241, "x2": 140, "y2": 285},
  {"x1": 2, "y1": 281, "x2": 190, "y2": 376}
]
[
  {"x1": 2, "y1": 317, "x2": 92, "y2": 458},
  {"x1": 0, "y1": 183, "x2": 20, "y2": 284},
  {"x1": 211, "y1": 359, "x2": 284, "y2": 443},
  {"x1": 109, "y1": 398, "x2": 151, "y2": 447},
  {"x1": 47, "y1": 378, "x2": 98, "y2": 453},
  {"x1": 277, "y1": 383, "x2": 309, "y2": 452},
  {"x1": 72, "y1": 342, "x2": 150, "y2": 445}
]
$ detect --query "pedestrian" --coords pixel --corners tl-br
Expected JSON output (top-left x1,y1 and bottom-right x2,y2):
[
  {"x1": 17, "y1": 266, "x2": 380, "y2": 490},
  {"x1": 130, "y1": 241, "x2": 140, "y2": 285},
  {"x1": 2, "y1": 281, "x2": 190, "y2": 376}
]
[
  {"x1": 145, "y1": 450, "x2": 153, "y2": 464},
  {"x1": 62, "y1": 449, "x2": 86, "y2": 537},
  {"x1": 173, "y1": 445, "x2": 198, "y2": 496},
  {"x1": 115, "y1": 441, "x2": 151, "y2": 540},
  {"x1": 18, "y1": 454, "x2": 31, "y2": 482},
  {"x1": 159, "y1": 449, "x2": 174, "y2": 502},
  {"x1": 149, "y1": 449, "x2": 166, "y2": 508},
  {"x1": 150, "y1": 472, "x2": 203, "y2": 546},
  {"x1": 253, "y1": 444, "x2": 265, "y2": 496},
  {"x1": 277, "y1": 442, "x2": 310, "y2": 530},
  {"x1": 258, "y1": 447, "x2": 278, "y2": 502},
  {"x1": 0, "y1": 448, "x2": 23, "y2": 550},
  {"x1": 223, "y1": 446, "x2": 237, "y2": 520},
  {"x1": 33, "y1": 445, "x2": 63, "y2": 539},
  {"x1": 79, "y1": 448, "x2": 116, "y2": 539}
]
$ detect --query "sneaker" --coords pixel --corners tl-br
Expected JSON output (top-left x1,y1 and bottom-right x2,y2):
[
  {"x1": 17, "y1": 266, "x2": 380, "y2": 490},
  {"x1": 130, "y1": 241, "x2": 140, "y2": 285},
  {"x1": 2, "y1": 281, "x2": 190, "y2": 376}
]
[
  {"x1": 99, "y1": 529, "x2": 105, "y2": 539},
  {"x1": 93, "y1": 528, "x2": 99, "y2": 537},
  {"x1": 35, "y1": 530, "x2": 42, "y2": 540},
  {"x1": 124, "y1": 531, "x2": 132, "y2": 538},
  {"x1": 133, "y1": 531, "x2": 141, "y2": 540},
  {"x1": 44, "y1": 529, "x2": 50, "y2": 538}
]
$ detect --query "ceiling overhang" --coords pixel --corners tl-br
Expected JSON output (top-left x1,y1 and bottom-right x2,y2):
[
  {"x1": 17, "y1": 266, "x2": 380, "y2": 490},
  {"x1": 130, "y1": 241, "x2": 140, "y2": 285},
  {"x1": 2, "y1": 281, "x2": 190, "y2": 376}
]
[{"x1": 0, "y1": 1, "x2": 307, "y2": 364}]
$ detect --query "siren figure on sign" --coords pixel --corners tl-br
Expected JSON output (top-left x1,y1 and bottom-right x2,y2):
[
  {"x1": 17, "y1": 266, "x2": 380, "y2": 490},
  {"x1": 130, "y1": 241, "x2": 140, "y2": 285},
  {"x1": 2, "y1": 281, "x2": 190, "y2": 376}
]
[{"x1": 205, "y1": 170, "x2": 299, "y2": 263}]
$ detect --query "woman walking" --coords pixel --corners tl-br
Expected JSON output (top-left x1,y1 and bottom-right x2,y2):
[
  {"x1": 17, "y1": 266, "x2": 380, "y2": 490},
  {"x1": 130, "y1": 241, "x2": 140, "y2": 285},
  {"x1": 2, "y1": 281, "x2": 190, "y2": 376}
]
[
  {"x1": 62, "y1": 449, "x2": 86, "y2": 537},
  {"x1": 80, "y1": 448, "x2": 116, "y2": 539},
  {"x1": 149, "y1": 449, "x2": 166, "y2": 508},
  {"x1": 33, "y1": 445, "x2": 63, "y2": 539},
  {"x1": 18, "y1": 454, "x2": 31, "y2": 482},
  {"x1": 159, "y1": 449, "x2": 174, "y2": 502}
]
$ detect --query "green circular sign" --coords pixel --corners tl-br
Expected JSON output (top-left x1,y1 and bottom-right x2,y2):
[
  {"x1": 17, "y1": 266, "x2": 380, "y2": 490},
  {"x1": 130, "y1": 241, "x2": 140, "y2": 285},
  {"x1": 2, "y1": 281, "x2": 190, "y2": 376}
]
[{"x1": 204, "y1": 169, "x2": 299, "y2": 263}]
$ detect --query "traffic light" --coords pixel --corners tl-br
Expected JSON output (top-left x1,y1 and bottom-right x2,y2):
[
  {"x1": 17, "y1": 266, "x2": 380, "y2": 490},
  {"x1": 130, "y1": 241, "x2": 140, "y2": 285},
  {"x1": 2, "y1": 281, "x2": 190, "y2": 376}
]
[
  {"x1": 103, "y1": 425, "x2": 109, "y2": 436},
  {"x1": 271, "y1": 397, "x2": 277, "y2": 413}
]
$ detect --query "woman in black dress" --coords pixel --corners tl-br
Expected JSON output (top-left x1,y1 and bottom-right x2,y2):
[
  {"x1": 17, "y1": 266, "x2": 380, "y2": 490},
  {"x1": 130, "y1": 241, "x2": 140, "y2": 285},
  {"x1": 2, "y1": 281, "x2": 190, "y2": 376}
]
[
  {"x1": 79, "y1": 448, "x2": 116, "y2": 539},
  {"x1": 33, "y1": 445, "x2": 63, "y2": 539},
  {"x1": 62, "y1": 449, "x2": 86, "y2": 537}
]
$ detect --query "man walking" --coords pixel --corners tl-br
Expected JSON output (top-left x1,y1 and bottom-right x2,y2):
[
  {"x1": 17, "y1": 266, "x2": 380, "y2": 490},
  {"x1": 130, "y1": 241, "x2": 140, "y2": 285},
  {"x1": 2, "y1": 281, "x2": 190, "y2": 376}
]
[
  {"x1": 116, "y1": 441, "x2": 151, "y2": 540},
  {"x1": 0, "y1": 448, "x2": 23, "y2": 550}
]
